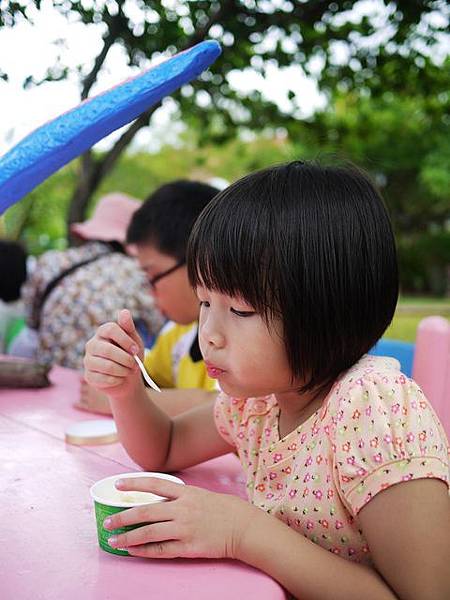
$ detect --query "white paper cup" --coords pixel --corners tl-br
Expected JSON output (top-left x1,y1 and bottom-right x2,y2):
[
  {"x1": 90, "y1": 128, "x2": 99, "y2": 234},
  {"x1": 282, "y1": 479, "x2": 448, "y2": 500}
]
[{"x1": 90, "y1": 471, "x2": 184, "y2": 555}]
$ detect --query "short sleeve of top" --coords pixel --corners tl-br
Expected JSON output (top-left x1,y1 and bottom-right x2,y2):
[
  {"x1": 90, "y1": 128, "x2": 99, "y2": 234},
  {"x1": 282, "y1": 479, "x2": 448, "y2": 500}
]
[{"x1": 330, "y1": 357, "x2": 449, "y2": 515}]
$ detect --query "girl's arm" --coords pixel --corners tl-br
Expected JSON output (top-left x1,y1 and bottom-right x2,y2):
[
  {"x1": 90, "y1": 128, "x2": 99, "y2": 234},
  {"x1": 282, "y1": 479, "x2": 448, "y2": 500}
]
[
  {"x1": 238, "y1": 478, "x2": 450, "y2": 600},
  {"x1": 109, "y1": 386, "x2": 232, "y2": 472},
  {"x1": 84, "y1": 309, "x2": 232, "y2": 471},
  {"x1": 106, "y1": 313, "x2": 231, "y2": 471}
]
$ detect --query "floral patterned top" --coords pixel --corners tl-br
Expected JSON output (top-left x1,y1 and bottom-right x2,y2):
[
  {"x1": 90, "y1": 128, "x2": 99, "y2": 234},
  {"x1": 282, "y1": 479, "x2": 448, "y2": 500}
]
[
  {"x1": 22, "y1": 242, "x2": 164, "y2": 370},
  {"x1": 214, "y1": 355, "x2": 449, "y2": 565}
]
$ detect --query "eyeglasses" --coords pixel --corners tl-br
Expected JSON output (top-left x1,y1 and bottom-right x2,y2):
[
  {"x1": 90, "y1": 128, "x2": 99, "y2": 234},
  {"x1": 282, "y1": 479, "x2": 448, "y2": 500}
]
[{"x1": 148, "y1": 260, "x2": 185, "y2": 289}]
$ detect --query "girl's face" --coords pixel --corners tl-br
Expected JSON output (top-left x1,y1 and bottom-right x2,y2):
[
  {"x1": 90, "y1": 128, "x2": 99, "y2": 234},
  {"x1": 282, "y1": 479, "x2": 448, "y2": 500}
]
[{"x1": 197, "y1": 286, "x2": 297, "y2": 398}]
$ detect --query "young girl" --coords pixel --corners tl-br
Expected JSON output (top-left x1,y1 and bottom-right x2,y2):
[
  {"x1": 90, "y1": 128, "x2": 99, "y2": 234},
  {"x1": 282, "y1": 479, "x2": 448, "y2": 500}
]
[{"x1": 84, "y1": 161, "x2": 450, "y2": 600}]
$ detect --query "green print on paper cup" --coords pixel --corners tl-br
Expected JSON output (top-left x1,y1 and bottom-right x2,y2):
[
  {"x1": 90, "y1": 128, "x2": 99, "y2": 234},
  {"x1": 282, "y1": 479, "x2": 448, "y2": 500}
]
[
  {"x1": 90, "y1": 471, "x2": 185, "y2": 556},
  {"x1": 93, "y1": 501, "x2": 133, "y2": 556}
]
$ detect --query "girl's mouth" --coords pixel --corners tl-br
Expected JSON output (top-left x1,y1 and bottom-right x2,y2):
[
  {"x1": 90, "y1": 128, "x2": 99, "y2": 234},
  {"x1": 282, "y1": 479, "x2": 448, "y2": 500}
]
[{"x1": 205, "y1": 362, "x2": 226, "y2": 378}]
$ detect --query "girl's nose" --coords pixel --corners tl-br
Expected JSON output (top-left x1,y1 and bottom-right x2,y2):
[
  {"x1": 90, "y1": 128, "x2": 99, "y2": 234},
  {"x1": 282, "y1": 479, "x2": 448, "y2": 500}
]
[
  {"x1": 206, "y1": 330, "x2": 225, "y2": 348},
  {"x1": 199, "y1": 316, "x2": 225, "y2": 349}
]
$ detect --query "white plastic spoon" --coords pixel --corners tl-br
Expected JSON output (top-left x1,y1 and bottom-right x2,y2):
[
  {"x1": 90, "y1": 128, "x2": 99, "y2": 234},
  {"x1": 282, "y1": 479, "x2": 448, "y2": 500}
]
[{"x1": 133, "y1": 354, "x2": 161, "y2": 392}]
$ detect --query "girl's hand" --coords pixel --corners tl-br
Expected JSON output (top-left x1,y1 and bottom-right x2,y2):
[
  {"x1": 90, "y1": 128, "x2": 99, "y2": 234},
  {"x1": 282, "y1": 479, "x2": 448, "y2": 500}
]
[
  {"x1": 83, "y1": 309, "x2": 144, "y2": 400},
  {"x1": 103, "y1": 477, "x2": 257, "y2": 559}
]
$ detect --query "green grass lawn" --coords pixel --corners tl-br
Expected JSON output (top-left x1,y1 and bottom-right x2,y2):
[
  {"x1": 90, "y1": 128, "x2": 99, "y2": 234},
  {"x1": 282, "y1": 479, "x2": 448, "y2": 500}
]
[
  {"x1": 385, "y1": 296, "x2": 449, "y2": 342},
  {"x1": 397, "y1": 296, "x2": 450, "y2": 307}
]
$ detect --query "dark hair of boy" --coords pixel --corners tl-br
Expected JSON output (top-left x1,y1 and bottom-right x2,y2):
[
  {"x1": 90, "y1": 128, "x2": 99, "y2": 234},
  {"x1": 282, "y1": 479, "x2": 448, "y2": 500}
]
[
  {"x1": 0, "y1": 240, "x2": 27, "y2": 302},
  {"x1": 126, "y1": 180, "x2": 220, "y2": 261},
  {"x1": 187, "y1": 160, "x2": 399, "y2": 393}
]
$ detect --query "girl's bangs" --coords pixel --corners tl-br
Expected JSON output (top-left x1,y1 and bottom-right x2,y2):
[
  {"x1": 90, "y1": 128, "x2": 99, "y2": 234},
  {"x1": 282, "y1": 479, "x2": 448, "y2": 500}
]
[{"x1": 187, "y1": 188, "x2": 278, "y2": 319}]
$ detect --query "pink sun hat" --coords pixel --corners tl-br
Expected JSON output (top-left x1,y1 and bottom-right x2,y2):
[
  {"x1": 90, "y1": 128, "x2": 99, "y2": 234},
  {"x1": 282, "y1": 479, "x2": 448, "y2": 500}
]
[{"x1": 70, "y1": 192, "x2": 141, "y2": 244}]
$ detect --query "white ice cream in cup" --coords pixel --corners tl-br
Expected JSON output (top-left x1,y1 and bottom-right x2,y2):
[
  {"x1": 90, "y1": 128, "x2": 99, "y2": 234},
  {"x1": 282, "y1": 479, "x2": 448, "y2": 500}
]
[{"x1": 90, "y1": 471, "x2": 185, "y2": 555}]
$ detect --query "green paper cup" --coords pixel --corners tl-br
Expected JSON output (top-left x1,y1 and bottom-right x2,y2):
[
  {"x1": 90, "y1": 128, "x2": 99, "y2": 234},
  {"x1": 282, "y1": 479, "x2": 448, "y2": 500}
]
[{"x1": 90, "y1": 471, "x2": 185, "y2": 556}]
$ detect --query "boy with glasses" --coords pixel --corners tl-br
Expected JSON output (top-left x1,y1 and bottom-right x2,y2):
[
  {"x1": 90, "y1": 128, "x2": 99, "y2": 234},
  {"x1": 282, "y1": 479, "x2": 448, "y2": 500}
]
[{"x1": 79, "y1": 180, "x2": 221, "y2": 415}]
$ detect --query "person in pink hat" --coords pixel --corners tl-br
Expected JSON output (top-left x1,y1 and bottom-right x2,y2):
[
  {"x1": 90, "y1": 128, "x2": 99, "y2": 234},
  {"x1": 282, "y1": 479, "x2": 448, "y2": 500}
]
[
  {"x1": 70, "y1": 192, "x2": 141, "y2": 246},
  {"x1": 11, "y1": 193, "x2": 164, "y2": 370}
]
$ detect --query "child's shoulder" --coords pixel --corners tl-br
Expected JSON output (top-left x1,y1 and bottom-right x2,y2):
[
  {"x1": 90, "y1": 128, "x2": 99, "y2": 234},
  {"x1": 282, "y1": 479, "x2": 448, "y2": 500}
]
[
  {"x1": 323, "y1": 354, "x2": 427, "y2": 422},
  {"x1": 323, "y1": 355, "x2": 449, "y2": 512},
  {"x1": 339, "y1": 354, "x2": 405, "y2": 390},
  {"x1": 158, "y1": 320, "x2": 197, "y2": 339},
  {"x1": 151, "y1": 321, "x2": 199, "y2": 361}
]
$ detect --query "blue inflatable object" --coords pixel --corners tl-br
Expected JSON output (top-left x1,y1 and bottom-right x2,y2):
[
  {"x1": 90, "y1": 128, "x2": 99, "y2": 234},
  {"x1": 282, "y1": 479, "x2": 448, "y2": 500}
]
[{"x1": 0, "y1": 41, "x2": 221, "y2": 214}]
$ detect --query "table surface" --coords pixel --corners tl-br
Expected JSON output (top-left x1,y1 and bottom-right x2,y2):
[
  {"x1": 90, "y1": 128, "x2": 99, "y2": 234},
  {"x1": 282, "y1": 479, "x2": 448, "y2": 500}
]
[{"x1": 0, "y1": 367, "x2": 286, "y2": 600}]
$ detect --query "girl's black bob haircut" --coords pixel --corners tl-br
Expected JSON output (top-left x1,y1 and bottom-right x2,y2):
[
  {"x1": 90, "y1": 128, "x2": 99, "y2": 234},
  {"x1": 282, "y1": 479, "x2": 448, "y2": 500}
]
[{"x1": 187, "y1": 160, "x2": 399, "y2": 393}]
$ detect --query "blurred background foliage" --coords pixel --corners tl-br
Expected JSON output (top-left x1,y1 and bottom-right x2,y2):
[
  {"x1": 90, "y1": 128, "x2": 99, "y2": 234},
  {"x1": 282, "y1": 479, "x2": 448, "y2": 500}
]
[{"x1": 4, "y1": 124, "x2": 448, "y2": 297}]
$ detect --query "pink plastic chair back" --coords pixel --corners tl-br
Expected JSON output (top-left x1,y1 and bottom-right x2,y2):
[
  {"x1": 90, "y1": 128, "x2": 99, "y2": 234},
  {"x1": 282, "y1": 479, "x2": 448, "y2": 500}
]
[{"x1": 412, "y1": 316, "x2": 450, "y2": 437}]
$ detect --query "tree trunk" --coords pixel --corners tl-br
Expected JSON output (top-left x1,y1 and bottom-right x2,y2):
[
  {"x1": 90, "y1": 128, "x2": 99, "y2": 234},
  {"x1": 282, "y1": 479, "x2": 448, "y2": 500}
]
[
  {"x1": 67, "y1": 151, "x2": 99, "y2": 245},
  {"x1": 66, "y1": 104, "x2": 161, "y2": 245}
]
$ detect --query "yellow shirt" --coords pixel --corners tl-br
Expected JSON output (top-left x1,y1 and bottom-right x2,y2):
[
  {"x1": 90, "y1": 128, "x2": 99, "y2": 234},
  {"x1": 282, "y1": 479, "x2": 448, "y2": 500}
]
[{"x1": 144, "y1": 321, "x2": 217, "y2": 391}]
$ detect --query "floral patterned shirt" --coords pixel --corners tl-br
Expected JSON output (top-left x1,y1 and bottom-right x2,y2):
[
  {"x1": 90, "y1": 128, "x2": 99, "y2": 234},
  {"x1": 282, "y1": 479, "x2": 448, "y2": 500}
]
[
  {"x1": 22, "y1": 242, "x2": 164, "y2": 370},
  {"x1": 214, "y1": 355, "x2": 449, "y2": 565}
]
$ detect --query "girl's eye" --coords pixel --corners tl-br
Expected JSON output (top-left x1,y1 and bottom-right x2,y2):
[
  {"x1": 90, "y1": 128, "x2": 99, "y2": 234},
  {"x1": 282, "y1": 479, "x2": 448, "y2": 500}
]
[
  {"x1": 199, "y1": 300, "x2": 210, "y2": 308},
  {"x1": 230, "y1": 308, "x2": 255, "y2": 318}
]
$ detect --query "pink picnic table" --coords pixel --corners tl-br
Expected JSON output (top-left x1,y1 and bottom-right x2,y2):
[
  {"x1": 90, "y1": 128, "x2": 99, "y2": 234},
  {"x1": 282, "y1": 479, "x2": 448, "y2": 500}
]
[{"x1": 0, "y1": 366, "x2": 286, "y2": 599}]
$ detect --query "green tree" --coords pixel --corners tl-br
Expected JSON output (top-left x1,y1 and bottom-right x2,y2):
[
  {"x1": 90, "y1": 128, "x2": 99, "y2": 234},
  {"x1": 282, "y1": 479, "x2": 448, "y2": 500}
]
[
  {"x1": 287, "y1": 72, "x2": 450, "y2": 294},
  {"x1": 1, "y1": 0, "x2": 448, "y2": 238}
]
